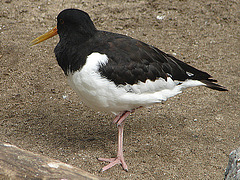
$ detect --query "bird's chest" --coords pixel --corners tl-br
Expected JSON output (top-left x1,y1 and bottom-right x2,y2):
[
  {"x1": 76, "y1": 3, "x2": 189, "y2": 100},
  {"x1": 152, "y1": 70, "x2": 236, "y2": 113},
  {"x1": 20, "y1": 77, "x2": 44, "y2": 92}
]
[
  {"x1": 66, "y1": 53, "x2": 126, "y2": 112},
  {"x1": 67, "y1": 71, "x2": 105, "y2": 109}
]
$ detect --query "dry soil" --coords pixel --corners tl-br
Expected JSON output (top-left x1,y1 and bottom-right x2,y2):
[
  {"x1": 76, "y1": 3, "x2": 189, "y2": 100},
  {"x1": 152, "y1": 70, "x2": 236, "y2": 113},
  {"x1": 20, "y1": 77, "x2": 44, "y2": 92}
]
[{"x1": 0, "y1": 0, "x2": 239, "y2": 179}]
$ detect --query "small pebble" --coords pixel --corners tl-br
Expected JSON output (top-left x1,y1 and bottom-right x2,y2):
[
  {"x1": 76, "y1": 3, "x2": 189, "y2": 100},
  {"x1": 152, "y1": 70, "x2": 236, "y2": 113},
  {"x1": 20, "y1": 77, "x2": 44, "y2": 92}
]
[{"x1": 156, "y1": 15, "x2": 165, "y2": 20}]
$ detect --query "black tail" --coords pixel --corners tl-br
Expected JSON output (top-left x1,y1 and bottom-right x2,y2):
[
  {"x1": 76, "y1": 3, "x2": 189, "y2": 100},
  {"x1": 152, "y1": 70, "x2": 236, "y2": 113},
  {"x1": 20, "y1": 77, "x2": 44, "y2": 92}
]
[
  {"x1": 200, "y1": 80, "x2": 228, "y2": 91},
  {"x1": 167, "y1": 54, "x2": 228, "y2": 91}
]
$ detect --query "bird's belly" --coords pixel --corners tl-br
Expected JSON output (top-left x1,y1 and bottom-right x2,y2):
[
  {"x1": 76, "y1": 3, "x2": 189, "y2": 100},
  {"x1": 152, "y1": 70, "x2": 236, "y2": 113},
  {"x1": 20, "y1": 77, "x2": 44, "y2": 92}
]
[
  {"x1": 67, "y1": 70, "x2": 184, "y2": 114},
  {"x1": 67, "y1": 70, "x2": 135, "y2": 113}
]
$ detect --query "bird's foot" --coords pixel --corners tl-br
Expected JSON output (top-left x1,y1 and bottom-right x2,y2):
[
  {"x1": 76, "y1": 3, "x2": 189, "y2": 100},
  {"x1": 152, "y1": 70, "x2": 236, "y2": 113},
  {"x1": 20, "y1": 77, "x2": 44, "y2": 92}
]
[{"x1": 98, "y1": 156, "x2": 128, "y2": 172}]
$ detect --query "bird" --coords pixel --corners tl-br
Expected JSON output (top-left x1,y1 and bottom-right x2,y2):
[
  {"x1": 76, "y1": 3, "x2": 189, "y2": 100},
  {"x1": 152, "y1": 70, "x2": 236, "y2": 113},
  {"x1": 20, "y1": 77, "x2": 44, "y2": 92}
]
[{"x1": 30, "y1": 8, "x2": 227, "y2": 172}]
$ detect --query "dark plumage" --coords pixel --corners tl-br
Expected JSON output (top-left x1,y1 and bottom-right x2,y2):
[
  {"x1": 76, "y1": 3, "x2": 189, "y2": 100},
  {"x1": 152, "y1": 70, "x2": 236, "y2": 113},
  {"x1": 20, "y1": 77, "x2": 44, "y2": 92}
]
[{"x1": 54, "y1": 9, "x2": 226, "y2": 91}]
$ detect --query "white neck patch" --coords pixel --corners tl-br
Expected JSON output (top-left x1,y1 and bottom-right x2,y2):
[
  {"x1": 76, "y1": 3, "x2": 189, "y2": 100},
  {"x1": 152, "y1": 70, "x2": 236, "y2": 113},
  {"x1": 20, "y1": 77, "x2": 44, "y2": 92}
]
[{"x1": 83, "y1": 52, "x2": 108, "y2": 72}]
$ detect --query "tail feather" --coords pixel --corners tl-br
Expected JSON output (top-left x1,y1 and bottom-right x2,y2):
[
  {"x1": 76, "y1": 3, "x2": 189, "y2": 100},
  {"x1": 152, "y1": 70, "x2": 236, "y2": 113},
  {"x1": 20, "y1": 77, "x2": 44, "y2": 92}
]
[
  {"x1": 166, "y1": 54, "x2": 228, "y2": 91},
  {"x1": 200, "y1": 80, "x2": 228, "y2": 91}
]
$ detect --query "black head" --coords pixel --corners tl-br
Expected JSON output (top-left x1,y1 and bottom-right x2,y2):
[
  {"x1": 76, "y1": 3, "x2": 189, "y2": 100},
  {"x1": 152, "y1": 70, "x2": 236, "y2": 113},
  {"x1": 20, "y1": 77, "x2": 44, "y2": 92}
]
[{"x1": 57, "y1": 9, "x2": 97, "y2": 42}]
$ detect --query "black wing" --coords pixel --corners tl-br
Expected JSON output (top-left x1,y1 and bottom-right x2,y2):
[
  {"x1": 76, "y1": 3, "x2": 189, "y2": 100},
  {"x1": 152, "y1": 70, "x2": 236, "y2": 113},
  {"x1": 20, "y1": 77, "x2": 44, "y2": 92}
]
[{"x1": 94, "y1": 31, "x2": 227, "y2": 91}]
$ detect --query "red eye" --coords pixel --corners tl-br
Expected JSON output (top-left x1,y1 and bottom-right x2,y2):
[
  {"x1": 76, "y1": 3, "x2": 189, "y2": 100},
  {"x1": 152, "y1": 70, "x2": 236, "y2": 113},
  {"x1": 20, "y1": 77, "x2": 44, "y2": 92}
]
[{"x1": 60, "y1": 19, "x2": 64, "y2": 24}]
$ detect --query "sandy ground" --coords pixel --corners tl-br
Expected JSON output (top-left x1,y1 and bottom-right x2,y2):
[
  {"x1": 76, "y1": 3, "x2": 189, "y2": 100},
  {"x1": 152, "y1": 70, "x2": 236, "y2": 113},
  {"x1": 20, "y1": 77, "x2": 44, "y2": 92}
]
[{"x1": 1, "y1": 0, "x2": 239, "y2": 179}]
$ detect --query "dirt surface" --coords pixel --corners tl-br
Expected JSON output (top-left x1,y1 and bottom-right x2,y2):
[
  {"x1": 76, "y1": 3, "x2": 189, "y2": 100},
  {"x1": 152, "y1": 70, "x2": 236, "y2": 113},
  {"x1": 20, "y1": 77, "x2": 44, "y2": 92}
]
[{"x1": 1, "y1": 0, "x2": 239, "y2": 179}]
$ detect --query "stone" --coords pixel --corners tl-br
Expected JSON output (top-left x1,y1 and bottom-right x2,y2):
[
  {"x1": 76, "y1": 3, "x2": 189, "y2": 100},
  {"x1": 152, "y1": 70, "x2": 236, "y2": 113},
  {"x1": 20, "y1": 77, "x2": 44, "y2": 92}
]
[{"x1": 225, "y1": 147, "x2": 240, "y2": 180}]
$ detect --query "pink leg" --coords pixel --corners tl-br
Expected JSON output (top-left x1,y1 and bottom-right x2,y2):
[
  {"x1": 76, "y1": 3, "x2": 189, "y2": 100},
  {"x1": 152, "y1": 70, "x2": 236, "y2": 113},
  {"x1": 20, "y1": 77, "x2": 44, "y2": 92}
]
[
  {"x1": 113, "y1": 110, "x2": 133, "y2": 125},
  {"x1": 112, "y1": 112, "x2": 123, "y2": 124},
  {"x1": 98, "y1": 111, "x2": 130, "y2": 172}
]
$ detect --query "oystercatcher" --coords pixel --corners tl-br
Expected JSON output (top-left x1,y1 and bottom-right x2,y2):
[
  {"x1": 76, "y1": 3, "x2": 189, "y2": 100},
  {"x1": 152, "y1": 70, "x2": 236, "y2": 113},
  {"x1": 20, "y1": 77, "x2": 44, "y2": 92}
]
[{"x1": 30, "y1": 9, "x2": 227, "y2": 172}]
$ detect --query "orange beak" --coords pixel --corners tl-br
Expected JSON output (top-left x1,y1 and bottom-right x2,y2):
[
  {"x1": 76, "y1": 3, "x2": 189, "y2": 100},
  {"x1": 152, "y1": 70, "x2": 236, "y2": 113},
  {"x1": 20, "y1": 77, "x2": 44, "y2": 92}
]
[{"x1": 30, "y1": 26, "x2": 58, "y2": 46}]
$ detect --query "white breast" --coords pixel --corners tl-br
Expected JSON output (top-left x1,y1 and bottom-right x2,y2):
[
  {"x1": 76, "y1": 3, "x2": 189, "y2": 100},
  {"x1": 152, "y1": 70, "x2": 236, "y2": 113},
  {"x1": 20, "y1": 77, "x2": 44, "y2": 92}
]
[{"x1": 67, "y1": 52, "x2": 205, "y2": 114}]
